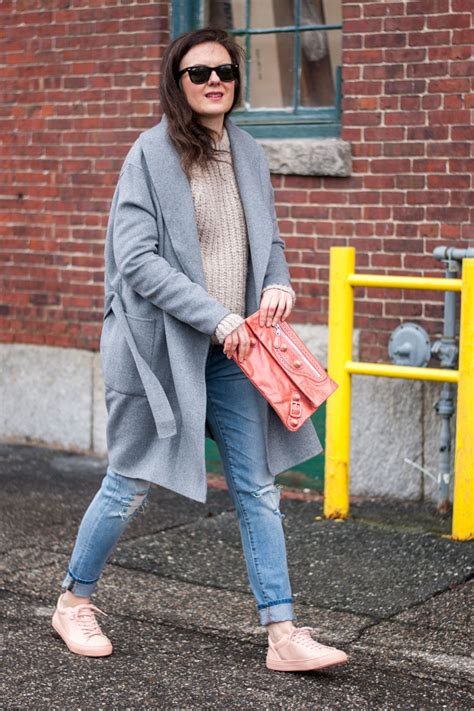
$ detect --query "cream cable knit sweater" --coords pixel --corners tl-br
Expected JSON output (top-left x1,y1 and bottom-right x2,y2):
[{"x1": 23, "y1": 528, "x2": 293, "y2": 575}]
[{"x1": 188, "y1": 127, "x2": 296, "y2": 345}]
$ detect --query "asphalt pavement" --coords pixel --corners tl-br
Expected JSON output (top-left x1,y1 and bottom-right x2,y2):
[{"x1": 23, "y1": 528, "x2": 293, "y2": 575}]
[{"x1": 1, "y1": 442, "x2": 473, "y2": 710}]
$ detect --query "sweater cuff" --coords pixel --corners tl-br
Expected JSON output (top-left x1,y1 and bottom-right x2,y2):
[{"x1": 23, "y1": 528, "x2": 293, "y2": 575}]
[
  {"x1": 261, "y1": 283, "x2": 296, "y2": 306},
  {"x1": 214, "y1": 313, "x2": 245, "y2": 344}
]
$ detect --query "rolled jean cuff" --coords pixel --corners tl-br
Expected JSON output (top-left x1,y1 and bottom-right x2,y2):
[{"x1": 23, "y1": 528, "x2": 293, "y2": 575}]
[
  {"x1": 61, "y1": 569, "x2": 99, "y2": 598},
  {"x1": 257, "y1": 598, "x2": 295, "y2": 626}
]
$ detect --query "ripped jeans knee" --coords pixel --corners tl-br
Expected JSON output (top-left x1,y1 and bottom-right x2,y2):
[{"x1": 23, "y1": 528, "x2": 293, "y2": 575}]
[
  {"x1": 60, "y1": 471, "x2": 151, "y2": 597},
  {"x1": 104, "y1": 466, "x2": 151, "y2": 522},
  {"x1": 250, "y1": 482, "x2": 286, "y2": 519},
  {"x1": 119, "y1": 489, "x2": 149, "y2": 521}
]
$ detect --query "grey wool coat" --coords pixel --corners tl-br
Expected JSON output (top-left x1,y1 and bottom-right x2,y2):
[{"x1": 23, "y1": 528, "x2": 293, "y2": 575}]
[{"x1": 100, "y1": 112, "x2": 323, "y2": 503}]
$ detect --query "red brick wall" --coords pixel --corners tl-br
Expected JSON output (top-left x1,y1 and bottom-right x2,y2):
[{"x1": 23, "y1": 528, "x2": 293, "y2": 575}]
[
  {"x1": 283, "y1": 0, "x2": 472, "y2": 361},
  {"x1": 0, "y1": 0, "x2": 169, "y2": 349},
  {"x1": 1, "y1": 1, "x2": 472, "y2": 362}
]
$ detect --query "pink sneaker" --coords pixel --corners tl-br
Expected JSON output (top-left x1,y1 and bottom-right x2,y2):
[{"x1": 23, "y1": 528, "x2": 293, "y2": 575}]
[
  {"x1": 51, "y1": 593, "x2": 113, "y2": 657},
  {"x1": 266, "y1": 625, "x2": 348, "y2": 672}
]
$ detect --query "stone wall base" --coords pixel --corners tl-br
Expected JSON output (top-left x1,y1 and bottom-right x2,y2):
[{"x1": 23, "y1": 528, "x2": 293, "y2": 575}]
[{"x1": 0, "y1": 335, "x2": 454, "y2": 503}]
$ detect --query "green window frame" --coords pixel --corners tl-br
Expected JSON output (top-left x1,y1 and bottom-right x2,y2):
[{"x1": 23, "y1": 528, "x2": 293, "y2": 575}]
[{"x1": 171, "y1": 0, "x2": 343, "y2": 139}]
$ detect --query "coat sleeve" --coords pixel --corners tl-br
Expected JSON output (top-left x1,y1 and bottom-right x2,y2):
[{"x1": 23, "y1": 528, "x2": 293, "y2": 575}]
[
  {"x1": 258, "y1": 146, "x2": 293, "y2": 293},
  {"x1": 111, "y1": 162, "x2": 233, "y2": 336}
]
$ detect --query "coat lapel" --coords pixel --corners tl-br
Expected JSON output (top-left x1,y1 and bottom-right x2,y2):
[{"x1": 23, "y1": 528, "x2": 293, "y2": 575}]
[
  {"x1": 139, "y1": 113, "x2": 272, "y2": 297},
  {"x1": 139, "y1": 114, "x2": 205, "y2": 287},
  {"x1": 226, "y1": 118, "x2": 272, "y2": 296}
]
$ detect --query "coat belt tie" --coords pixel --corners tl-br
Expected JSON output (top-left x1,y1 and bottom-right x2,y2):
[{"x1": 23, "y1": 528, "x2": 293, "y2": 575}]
[{"x1": 110, "y1": 292, "x2": 178, "y2": 439}]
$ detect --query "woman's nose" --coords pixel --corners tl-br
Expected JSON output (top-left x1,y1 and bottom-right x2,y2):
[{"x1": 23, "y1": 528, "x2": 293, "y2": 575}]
[{"x1": 208, "y1": 70, "x2": 221, "y2": 84}]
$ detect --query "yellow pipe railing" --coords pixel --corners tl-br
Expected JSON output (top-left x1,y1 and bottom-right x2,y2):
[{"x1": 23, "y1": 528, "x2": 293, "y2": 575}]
[
  {"x1": 346, "y1": 362, "x2": 459, "y2": 383},
  {"x1": 348, "y1": 274, "x2": 462, "y2": 292},
  {"x1": 452, "y1": 258, "x2": 474, "y2": 540},
  {"x1": 325, "y1": 247, "x2": 473, "y2": 540},
  {"x1": 325, "y1": 247, "x2": 354, "y2": 519}
]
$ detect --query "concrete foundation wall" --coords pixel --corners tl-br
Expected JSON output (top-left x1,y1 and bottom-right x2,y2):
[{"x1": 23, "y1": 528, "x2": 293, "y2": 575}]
[
  {"x1": 0, "y1": 335, "x2": 455, "y2": 503},
  {"x1": 0, "y1": 344, "x2": 108, "y2": 456}
]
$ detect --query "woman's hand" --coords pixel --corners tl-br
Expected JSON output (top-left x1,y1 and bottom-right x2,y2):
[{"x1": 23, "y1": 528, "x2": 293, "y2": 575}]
[
  {"x1": 223, "y1": 322, "x2": 251, "y2": 362},
  {"x1": 223, "y1": 289, "x2": 293, "y2": 361},
  {"x1": 259, "y1": 288, "x2": 293, "y2": 327}
]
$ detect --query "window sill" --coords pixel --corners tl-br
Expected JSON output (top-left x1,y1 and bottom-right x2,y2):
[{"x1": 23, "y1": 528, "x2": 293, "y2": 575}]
[{"x1": 256, "y1": 137, "x2": 352, "y2": 177}]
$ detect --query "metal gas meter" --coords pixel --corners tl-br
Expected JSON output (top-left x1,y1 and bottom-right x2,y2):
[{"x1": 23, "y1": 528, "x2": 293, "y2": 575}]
[
  {"x1": 388, "y1": 322, "x2": 431, "y2": 367},
  {"x1": 387, "y1": 246, "x2": 474, "y2": 512}
]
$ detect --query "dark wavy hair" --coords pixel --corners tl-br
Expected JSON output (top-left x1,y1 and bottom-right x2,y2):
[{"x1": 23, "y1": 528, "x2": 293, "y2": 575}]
[{"x1": 159, "y1": 27, "x2": 245, "y2": 177}]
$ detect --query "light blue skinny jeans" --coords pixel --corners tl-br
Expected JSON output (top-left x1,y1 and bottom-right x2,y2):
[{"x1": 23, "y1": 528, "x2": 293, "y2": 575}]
[{"x1": 61, "y1": 342, "x2": 295, "y2": 626}]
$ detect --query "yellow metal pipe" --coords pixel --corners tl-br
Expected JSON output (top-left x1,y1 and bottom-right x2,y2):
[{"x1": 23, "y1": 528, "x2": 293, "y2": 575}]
[
  {"x1": 325, "y1": 247, "x2": 355, "y2": 519},
  {"x1": 452, "y1": 258, "x2": 474, "y2": 541},
  {"x1": 348, "y1": 274, "x2": 462, "y2": 292},
  {"x1": 346, "y1": 361, "x2": 459, "y2": 383}
]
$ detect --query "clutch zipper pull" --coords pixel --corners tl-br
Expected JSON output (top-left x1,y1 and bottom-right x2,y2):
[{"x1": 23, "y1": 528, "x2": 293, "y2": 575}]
[{"x1": 273, "y1": 322, "x2": 281, "y2": 349}]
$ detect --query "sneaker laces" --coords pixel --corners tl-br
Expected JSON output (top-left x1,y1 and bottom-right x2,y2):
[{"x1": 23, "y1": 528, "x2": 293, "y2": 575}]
[
  {"x1": 69, "y1": 603, "x2": 108, "y2": 639},
  {"x1": 288, "y1": 626, "x2": 327, "y2": 649}
]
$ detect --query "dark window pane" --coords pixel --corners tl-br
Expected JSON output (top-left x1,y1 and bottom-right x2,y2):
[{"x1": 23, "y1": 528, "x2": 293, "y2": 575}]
[
  {"x1": 206, "y1": 0, "x2": 245, "y2": 30},
  {"x1": 204, "y1": 0, "x2": 294, "y2": 29},
  {"x1": 299, "y1": 0, "x2": 341, "y2": 107},
  {"x1": 250, "y1": 31, "x2": 294, "y2": 109},
  {"x1": 234, "y1": 33, "x2": 247, "y2": 110},
  {"x1": 250, "y1": 0, "x2": 292, "y2": 29},
  {"x1": 206, "y1": 1, "x2": 342, "y2": 111},
  {"x1": 300, "y1": 27, "x2": 340, "y2": 107}
]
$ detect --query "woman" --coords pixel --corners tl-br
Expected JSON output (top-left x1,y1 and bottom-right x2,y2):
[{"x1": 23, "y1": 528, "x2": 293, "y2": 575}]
[{"x1": 51, "y1": 27, "x2": 348, "y2": 673}]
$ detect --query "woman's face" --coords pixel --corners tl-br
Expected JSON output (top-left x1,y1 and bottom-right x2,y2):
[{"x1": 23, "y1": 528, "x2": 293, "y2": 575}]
[{"x1": 178, "y1": 41, "x2": 235, "y2": 124}]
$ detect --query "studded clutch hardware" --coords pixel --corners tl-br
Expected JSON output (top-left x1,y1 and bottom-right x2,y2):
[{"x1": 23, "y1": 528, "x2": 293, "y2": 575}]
[{"x1": 231, "y1": 310, "x2": 339, "y2": 432}]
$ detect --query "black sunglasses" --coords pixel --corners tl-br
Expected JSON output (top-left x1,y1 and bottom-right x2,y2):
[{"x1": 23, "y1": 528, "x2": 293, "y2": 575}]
[{"x1": 176, "y1": 63, "x2": 239, "y2": 85}]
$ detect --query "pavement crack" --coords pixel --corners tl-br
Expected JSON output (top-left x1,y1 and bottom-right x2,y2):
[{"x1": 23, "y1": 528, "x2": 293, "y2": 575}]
[
  {"x1": 351, "y1": 577, "x2": 473, "y2": 648},
  {"x1": 348, "y1": 515, "x2": 452, "y2": 538},
  {"x1": 119, "y1": 507, "x2": 237, "y2": 544},
  {"x1": 106, "y1": 561, "x2": 255, "y2": 597}
]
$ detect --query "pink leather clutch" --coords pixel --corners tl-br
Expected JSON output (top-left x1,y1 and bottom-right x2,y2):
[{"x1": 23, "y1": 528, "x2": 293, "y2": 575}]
[{"x1": 231, "y1": 310, "x2": 338, "y2": 432}]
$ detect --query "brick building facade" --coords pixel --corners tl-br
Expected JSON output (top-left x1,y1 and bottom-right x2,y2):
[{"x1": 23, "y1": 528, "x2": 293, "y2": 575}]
[{"x1": 1, "y1": 1, "x2": 472, "y2": 500}]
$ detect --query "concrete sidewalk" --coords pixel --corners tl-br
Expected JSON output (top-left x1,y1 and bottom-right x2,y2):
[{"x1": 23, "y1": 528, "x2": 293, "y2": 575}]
[{"x1": 1, "y1": 442, "x2": 473, "y2": 710}]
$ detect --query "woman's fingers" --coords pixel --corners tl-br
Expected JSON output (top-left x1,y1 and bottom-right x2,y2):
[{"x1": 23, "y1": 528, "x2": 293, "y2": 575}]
[
  {"x1": 273, "y1": 293, "x2": 290, "y2": 323},
  {"x1": 223, "y1": 331, "x2": 237, "y2": 357},
  {"x1": 259, "y1": 289, "x2": 279, "y2": 326},
  {"x1": 236, "y1": 325, "x2": 251, "y2": 362},
  {"x1": 259, "y1": 289, "x2": 293, "y2": 326},
  {"x1": 223, "y1": 323, "x2": 250, "y2": 361},
  {"x1": 281, "y1": 294, "x2": 293, "y2": 321},
  {"x1": 223, "y1": 290, "x2": 293, "y2": 361}
]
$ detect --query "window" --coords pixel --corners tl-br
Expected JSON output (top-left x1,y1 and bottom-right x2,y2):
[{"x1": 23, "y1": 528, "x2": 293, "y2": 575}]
[{"x1": 171, "y1": 0, "x2": 343, "y2": 139}]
